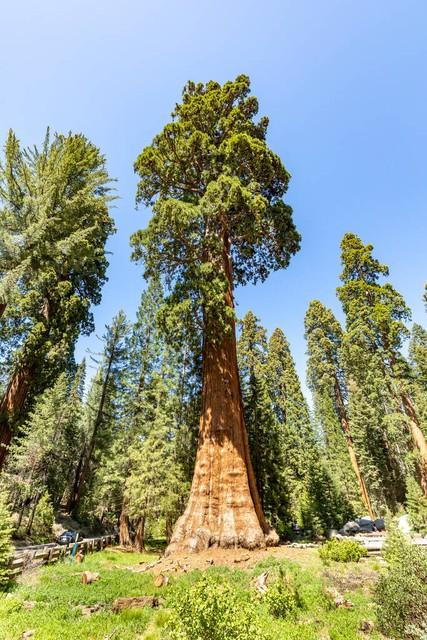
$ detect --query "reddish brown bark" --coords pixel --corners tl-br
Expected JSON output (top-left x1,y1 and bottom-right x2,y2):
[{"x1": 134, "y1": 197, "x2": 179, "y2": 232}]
[
  {"x1": 119, "y1": 497, "x2": 132, "y2": 547},
  {"x1": 0, "y1": 366, "x2": 31, "y2": 469},
  {"x1": 166, "y1": 237, "x2": 278, "y2": 554},
  {"x1": 134, "y1": 516, "x2": 145, "y2": 552},
  {"x1": 333, "y1": 380, "x2": 375, "y2": 520}
]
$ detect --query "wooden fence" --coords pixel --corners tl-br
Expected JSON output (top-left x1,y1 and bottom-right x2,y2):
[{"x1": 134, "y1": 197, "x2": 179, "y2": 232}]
[{"x1": 10, "y1": 534, "x2": 118, "y2": 578}]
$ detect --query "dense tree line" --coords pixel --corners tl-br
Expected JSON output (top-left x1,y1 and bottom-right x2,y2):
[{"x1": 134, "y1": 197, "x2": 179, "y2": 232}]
[{"x1": 1, "y1": 78, "x2": 427, "y2": 556}]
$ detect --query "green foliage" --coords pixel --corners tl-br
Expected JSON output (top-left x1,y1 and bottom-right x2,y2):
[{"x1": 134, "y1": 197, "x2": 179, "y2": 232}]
[
  {"x1": 0, "y1": 487, "x2": 13, "y2": 589},
  {"x1": 337, "y1": 233, "x2": 419, "y2": 512},
  {"x1": 85, "y1": 284, "x2": 197, "y2": 540},
  {"x1": 406, "y1": 475, "x2": 427, "y2": 536},
  {"x1": 167, "y1": 574, "x2": 267, "y2": 640},
  {"x1": 305, "y1": 300, "x2": 364, "y2": 514},
  {"x1": 132, "y1": 75, "x2": 300, "y2": 341},
  {"x1": 0, "y1": 129, "x2": 115, "y2": 391},
  {"x1": 238, "y1": 312, "x2": 290, "y2": 534},
  {"x1": 31, "y1": 492, "x2": 54, "y2": 544},
  {"x1": 319, "y1": 538, "x2": 367, "y2": 563},
  {"x1": 0, "y1": 548, "x2": 386, "y2": 640},
  {"x1": 125, "y1": 368, "x2": 190, "y2": 542},
  {"x1": 263, "y1": 570, "x2": 303, "y2": 619},
  {"x1": 375, "y1": 527, "x2": 427, "y2": 638},
  {"x1": 7, "y1": 365, "x2": 86, "y2": 512}
]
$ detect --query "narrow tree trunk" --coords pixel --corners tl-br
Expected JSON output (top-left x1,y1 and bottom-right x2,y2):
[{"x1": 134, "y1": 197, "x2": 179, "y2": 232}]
[
  {"x1": 0, "y1": 302, "x2": 6, "y2": 318},
  {"x1": 67, "y1": 353, "x2": 115, "y2": 513},
  {"x1": 334, "y1": 380, "x2": 375, "y2": 520},
  {"x1": 400, "y1": 391, "x2": 427, "y2": 495},
  {"x1": 26, "y1": 492, "x2": 40, "y2": 535},
  {"x1": 119, "y1": 497, "x2": 132, "y2": 547},
  {"x1": 0, "y1": 367, "x2": 31, "y2": 469},
  {"x1": 134, "y1": 516, "x2": 145, "y2": 552},
  {"x1": 16, "y1": 501, "x2": 26, "y2": 529},
  {"x1": 66, "y1": 448, "x2": 85, "y2": 513},
  {"x1": 166, "y1": 236, "x2": 278, "y2": 555}
]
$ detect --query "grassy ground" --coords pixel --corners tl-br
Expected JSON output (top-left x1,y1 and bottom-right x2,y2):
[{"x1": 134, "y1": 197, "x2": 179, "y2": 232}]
[{"x1": 0, "y1": 545, "x2": 384, "y2": 640}]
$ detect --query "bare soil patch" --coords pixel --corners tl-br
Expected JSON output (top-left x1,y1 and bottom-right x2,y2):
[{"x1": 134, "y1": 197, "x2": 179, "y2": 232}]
[{"x1": 126, "y1": 543, "x2": 322, "y2": 576}]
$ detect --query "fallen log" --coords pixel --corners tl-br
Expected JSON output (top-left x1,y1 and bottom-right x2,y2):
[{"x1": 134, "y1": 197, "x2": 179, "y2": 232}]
[{"x1": 112, "y1": 596, "x2": 159, "y2": 613}]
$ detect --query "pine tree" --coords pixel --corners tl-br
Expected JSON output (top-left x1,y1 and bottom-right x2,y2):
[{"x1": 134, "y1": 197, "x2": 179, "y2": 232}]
[
  {"x1": 29, "y1": 491, "x2": 54, "y2": 543},
  {"x1": 132, "y1": 75, "x2": 300, "y2": 553},
  {"x1": 125, "y1": 369, "x2": 190, "y2": 550},
  {"x1": 410, "y1": 324, "x2": 427, "y2": 388},
  {"x1": 304, "y1": 300, "x2": 373, "y2": 518},
  {"x1": 68, "y1": 312, "x2": 129, "y2": 515},
  {"x1": 338, "y1": 233, "x2": 427, "y2": 505},
  {"x1": 267, "y1": 327, "x2": 350, "y2": 534},
  {"x1": 0, "y1": 130, "x2": 115, "y2": 468},
  {"x1": 0, "y1": 486, "x2": 13, "y2": 589},
  {"x1": 406, "y1": 475, "x2": 427, "y2": 536},
  {"x1": 8, "y1": 364, "x2": 86, "y2": 515},
  {"x1": 408, "y1": 323, "x2": 427, "y2": 434},
  {"x1": 238, "y1": 312, "x2": 290, "y2": 536}
]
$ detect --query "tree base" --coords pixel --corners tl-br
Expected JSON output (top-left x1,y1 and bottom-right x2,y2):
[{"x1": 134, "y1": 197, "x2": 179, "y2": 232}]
[{"x1": 165, "y1": 515, "x2": 279, "y2": 556}]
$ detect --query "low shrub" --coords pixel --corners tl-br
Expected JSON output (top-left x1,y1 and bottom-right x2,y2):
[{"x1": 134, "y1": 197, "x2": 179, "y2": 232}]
[
  {"x1": 319, "y1": 538, "x2": 367, "y2": 563},
  {"x1": 263, "y1": 569, "x2": 303, "y2": 619},
  {"x1": 375, "y1": 527, "x2": 427, "y2": 639},
  {"x1": 167, "y1": 573, "x2": 267, "y2": 640},
  {"x1": 0, "y1": 487, "x2": 13, "y2": 590},
  {"x1": 31, "y1": 492, "x2": 54, "y2": 543}
]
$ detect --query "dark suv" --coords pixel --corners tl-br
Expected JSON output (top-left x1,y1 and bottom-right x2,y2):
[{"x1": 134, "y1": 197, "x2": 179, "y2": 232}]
[{"x1": 57, "y1": 530, "x2": 80, "y2": 545}]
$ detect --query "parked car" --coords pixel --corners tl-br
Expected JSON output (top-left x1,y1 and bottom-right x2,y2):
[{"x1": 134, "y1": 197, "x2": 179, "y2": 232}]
[{"x1": 57, "y1": 530, "x2": 80, "y2": 545}]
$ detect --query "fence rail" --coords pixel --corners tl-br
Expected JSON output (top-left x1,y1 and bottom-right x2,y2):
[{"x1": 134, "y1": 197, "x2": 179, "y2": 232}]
[{"x1": 10, "y1": 534, "x2": 118, "y2": 577}]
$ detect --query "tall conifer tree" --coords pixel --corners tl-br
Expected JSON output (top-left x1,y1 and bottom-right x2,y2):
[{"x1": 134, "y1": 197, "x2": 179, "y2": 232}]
[
  {"x1": 0, "y1": 130, "x2": 115, "y2": 468},
  {"x1": 338, "y1": 233, "x2": 427, "y2": 505},
  {"x1": 305, "y1": 300, "x2": 374, "y2": 518},
  {"x1": 238, "y1": 312, "x2": 290, "y2": 535},
  {"x1": 132, "y1": 75, "x2": 300, "y2": 552}
]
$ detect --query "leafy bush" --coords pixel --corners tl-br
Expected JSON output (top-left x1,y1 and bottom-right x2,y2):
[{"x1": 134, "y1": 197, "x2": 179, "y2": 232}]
[
  {"x1": 31, "y1": 492, "x2": 54, "y2": 543},
  {"x1": 407, "y1": 476, "x2": 427, "y2": 536},
  {"x1": 263, "y1": 569, "x2": 303, "y2": 619},
  {"x1": 167, "y1": 574, "x2": 267, "y2": 640},
  {"x1": 319, "y1": 538, "x2": 367, "y2": 563},
  {"x1": 0, "y1": 487, "x2": 13, "y2": 589},
  {"x1": 375, "y1": 527, "x2": 427, "y2": 639}
]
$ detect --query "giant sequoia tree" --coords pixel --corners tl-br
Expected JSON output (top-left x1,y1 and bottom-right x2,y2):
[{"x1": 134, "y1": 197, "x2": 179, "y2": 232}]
[
  {"x1": 0, "y1": 130, "x2": 114, "y2": 467},
  {"x1": 131, "y1": 75, "x2": 300, "y2": 552}
]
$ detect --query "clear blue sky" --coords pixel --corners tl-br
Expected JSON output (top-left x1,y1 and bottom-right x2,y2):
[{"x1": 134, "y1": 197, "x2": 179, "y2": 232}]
[{"x1": 1, "y1": 1, "x2": 426, "y2": 393}]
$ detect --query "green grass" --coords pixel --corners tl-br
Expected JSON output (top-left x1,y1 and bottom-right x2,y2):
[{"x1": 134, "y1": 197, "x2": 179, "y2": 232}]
[{"x1": 0, "y1": 547, "x2": 383, "y2": 640}]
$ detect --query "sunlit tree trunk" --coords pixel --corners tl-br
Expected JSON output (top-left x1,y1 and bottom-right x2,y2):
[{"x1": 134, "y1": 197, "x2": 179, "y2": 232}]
[
  {"x1": 119, "y1": 497, "x2": 132, "y2": 547},
  {"x1": 166, "y1": 237, "x2": 278, "y2": 554},
  {"x1": 333, "y1": 379, "x2": 375, "y2": 519},
  {"x1": 134, "y1": 516, "x2": 145, "y2": 552},
  {"x1": 400, "y1": 391, "x2": 427, "y2": 495},
  {"x1": 0, "y1": 367, "x2": 31, "y2": 469}
]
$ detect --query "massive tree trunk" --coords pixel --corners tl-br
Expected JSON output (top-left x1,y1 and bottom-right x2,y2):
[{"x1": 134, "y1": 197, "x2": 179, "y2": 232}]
[
  {"x1": 333, "y1": 379, "x2": 375, "y2": 520},
  {"x1": 0, "y1": 367, "x2": 31, "y2": 469},
  {"x1": 166, "y1": 236, "x2": 278, "y2": 555}
]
